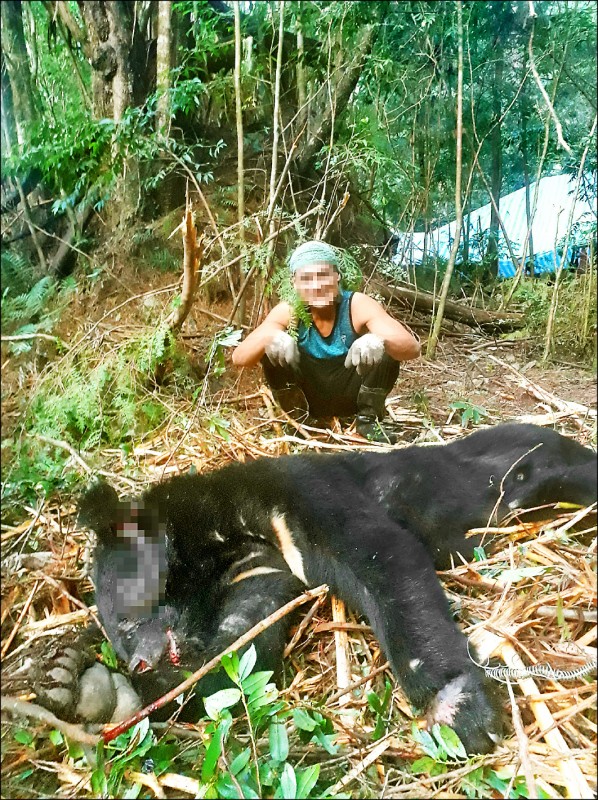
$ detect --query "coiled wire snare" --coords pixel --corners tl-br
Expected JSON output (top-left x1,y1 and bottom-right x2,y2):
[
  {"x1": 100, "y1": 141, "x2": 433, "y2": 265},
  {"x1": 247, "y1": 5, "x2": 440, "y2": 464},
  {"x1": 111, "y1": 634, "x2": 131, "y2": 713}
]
[{"x1": 484, "y1": 659, "x2": 597, "y2": 683}]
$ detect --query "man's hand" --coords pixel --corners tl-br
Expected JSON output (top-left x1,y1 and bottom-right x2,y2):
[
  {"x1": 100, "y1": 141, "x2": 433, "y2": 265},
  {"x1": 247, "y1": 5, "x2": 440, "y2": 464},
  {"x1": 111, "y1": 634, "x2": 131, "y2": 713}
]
[
  {"x1": 344, "y1": 333, "x2": 385, "y2": 376},
  {"x1": 265, "y1": 331, "x2": 300, "y2": 370}
]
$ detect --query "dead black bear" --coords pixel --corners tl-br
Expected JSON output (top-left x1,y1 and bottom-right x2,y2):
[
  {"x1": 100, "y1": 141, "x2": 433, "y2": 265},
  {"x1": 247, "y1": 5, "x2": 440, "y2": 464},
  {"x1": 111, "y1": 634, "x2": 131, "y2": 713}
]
[{"x1": 35, "y1": 423, "x2": 596, "y2": 754}]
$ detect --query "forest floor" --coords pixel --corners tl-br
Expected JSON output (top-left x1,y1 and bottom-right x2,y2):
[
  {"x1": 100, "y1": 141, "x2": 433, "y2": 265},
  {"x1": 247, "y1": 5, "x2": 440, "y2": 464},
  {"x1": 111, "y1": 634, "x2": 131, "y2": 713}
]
[{"x1": 1, "y1": 248, "x2": 596, "y2": 798}]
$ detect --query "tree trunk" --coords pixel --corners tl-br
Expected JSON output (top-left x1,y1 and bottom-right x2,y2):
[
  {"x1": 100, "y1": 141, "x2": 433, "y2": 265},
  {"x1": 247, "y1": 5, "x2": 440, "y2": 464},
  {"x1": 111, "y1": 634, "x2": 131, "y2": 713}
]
[
  {"x1": 426, "y1": 0, "x2": 464, "y2": 359},
  {"x1": 520, "y1": 96, "x2": 535, "y2": 277},
  {"x1": 156, "y1": 0, "x2": 172, "y2": 134},
  {"x1": 0, "y1": 52, "x2": 17, "y2": 156},
  {"x1": 486, "y1": 54, "x2": 503, "y2": 278},
  {"x1": 233, "y1": 1, "x2": 246, "y2": 324},
  {"x1": 542, "y1": 114, "x2": 597, "y2": 362},
  {"x1": 295, "y1": 1, "x2": 307, "y2": 132},
  {"x1": 79, "y1": 1, "x2": 152, "y2": 223},
  {"x1": 103, "y1": 2, "x2": 133, "y2": 122},
  {"x1": 295, "y1": 23, "x2": 375, "y2": 172},
  {"x1": 1, "y1": 0, "x2": 38, "y2": 148},
  {"x1": 79, "y1": 1, "x2": 115, "y2": 119}
]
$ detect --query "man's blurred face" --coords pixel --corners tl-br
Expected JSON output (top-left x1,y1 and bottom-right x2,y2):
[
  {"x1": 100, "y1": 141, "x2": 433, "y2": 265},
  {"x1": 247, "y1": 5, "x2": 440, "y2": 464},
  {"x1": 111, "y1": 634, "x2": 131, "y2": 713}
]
[{"x1": 293, "y1": 263, "x2": 340, "y2": 307}]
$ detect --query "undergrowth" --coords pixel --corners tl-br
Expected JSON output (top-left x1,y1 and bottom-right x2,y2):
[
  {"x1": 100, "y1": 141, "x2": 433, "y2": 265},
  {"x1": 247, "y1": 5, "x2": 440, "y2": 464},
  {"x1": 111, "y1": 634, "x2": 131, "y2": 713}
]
[
  {"x1": 1, "y1": 292, "x2": 201, "y2": 510},
  {"x1": 3, "y1": 639, "x2": 550, "y2": 799},
  {"x1": 508, "y1": 271, "x2": 597, "y2": 366}
]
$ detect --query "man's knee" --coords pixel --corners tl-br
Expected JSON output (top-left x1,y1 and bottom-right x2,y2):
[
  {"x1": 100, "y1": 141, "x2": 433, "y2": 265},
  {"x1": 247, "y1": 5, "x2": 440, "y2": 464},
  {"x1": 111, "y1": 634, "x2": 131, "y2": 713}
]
[{"x1": 362, "y1": 352, "x2": 400, "y2": 392}]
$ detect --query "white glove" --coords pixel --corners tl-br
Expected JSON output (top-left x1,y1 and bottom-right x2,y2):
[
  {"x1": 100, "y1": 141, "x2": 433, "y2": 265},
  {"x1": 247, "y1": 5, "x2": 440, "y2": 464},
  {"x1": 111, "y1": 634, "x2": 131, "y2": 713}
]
[
  {"x1": 344, "y1": 333, "x2": 385, "y2": 376},
  {"x1": 265, "y1": 331, "x2": 300, "y2": 370}
]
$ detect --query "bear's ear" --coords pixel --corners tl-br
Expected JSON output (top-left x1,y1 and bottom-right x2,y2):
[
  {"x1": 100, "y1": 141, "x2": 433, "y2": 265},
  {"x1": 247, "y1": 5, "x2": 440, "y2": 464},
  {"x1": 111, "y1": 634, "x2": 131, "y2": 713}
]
[{"x1": 78, "y1": 480, "x2": 120, "y2": 543}]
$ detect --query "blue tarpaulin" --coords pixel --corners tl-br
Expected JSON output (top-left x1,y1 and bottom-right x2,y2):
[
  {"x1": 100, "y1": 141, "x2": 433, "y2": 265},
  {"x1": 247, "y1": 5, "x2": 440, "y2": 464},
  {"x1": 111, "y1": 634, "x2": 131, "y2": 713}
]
[{"x1": 393, "y1": 173, "x2": 597, "y2": 278}]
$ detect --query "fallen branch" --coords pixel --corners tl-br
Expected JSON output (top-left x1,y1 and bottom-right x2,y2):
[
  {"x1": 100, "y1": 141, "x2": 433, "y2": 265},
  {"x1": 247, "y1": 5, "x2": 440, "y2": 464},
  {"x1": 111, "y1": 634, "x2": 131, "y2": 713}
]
[
  {"x1": 331, "y1": 596, "x2": 353, "y2": 724},
  {"x1": 1, "y1": 333, "x2": 68, "y2": 348},
  {"x1": 1, "y1": 583, "x2": 39, "y2": 659},
  {"x1": 371, "y1": 279, "x2": 524, "y2": 332},
  {"x1": 485, "y1": 354, "x2": 596, "y2": 428},
  {"x1": 33, "y1": 433, "x2": 138, "y2": 488},
  {"x1": 0, "y1": 696, "x2": 100, "y2": 746},
  {"x1": 327, "y1": 737, "x2": 392, "y2": 795},
  {"x1": 326, "y1": 662, "x2": 390, "y2": 705}
]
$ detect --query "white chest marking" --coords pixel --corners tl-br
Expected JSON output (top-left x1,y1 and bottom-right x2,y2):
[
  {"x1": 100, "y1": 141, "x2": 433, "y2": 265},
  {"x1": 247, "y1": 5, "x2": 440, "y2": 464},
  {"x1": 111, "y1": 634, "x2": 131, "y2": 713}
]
[{"x1": 271, "y1": 514, "x2": 307, "y2": 584}]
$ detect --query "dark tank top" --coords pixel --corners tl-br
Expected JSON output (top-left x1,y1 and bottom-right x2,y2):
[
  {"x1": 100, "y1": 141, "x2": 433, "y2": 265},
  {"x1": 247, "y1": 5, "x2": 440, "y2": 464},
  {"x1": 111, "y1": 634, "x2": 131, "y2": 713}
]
[{"x1": 297, "y1": 290, "x2": 359, "y2": 359}]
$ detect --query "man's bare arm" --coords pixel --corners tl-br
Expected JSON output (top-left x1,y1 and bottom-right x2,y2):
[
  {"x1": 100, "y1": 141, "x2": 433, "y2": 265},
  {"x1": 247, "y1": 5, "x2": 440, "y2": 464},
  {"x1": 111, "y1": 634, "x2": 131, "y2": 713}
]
[
  {"x1": 352, "y1": 293, "x2": 421, "y2": 361},
  {"x1": 232, "y1": 303, "x2": 292, "y2": 367}
]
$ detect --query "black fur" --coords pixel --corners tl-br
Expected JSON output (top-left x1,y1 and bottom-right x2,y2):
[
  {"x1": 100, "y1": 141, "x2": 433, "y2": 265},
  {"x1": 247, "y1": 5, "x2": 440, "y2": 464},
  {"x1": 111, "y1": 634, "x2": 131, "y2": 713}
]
[{"x1": 79, "y1": 423, "x2": 596, "y2": 753}]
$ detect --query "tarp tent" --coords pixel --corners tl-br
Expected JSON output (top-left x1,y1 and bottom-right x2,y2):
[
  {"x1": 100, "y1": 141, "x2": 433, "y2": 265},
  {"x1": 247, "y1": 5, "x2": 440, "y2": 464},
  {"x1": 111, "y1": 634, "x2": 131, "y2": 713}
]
[{"x1": 393, "y1": 173, "x2": 597, "y2": 278}]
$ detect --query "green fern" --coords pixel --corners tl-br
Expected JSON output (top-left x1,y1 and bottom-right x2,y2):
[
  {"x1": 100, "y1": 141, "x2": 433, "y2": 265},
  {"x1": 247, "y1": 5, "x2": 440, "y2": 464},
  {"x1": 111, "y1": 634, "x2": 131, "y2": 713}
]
[
  {"x1": 147, "y1": 249, "x2": 179, "y2": 273},
  {"x1": 3, "y1": 276, "x2": 56, "y2": 322},
  {"x1": 1, "y1": 250, "x2": 35, "y2": 295}
]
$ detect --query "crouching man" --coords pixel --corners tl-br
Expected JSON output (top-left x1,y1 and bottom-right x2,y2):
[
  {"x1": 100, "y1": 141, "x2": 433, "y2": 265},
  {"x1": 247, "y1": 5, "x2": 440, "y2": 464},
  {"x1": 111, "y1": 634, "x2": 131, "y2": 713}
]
[{"x1": 232, "y1": 240, "x2": 421, "y2": 443}]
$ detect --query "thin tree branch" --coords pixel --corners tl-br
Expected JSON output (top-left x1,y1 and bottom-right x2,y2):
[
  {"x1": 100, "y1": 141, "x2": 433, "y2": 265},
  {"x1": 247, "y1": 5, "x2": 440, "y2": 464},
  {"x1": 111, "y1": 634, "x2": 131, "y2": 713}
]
[{"x1": 527, "y1": 6, "x2": 572, "y2": 154}]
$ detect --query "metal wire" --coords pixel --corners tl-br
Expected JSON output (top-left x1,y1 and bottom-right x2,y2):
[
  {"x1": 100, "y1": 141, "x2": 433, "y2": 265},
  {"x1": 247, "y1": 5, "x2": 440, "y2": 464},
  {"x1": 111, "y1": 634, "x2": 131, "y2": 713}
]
[{"x1": 484, "y1": 659, "x2": 597, "y2": 684}]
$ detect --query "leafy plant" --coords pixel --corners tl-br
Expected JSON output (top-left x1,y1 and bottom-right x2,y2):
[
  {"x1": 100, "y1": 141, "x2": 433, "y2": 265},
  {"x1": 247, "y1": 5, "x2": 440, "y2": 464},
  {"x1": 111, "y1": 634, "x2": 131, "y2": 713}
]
[
  {"x1": 1, "y1": 250, "x2": 37, "y2": 297},
  {"x1": 410, "y1": 389, "x2": 431, "y2": 417},
  {"x1": 367, "y1": 679, "x2": 394, "y2": 740},
  {"x1": 449, "y1": 400, "x2": 489, "y2": 428},
  {"x1": 205, "y1": 326, "x2": 243, "y2": 378}
]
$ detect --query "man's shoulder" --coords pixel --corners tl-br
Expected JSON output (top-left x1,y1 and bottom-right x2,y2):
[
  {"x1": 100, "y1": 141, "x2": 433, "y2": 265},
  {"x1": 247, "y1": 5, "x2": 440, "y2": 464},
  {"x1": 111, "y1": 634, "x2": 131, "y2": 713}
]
[
  {"x1": 350, "y1": 291, "x2": 382, "y2": 311},
  {"x1": 350, "y1": 291, "x2": 385, "y2": 329},
  {"x1": 265, "y1": 301, "x2": 293, "y2": 326}
]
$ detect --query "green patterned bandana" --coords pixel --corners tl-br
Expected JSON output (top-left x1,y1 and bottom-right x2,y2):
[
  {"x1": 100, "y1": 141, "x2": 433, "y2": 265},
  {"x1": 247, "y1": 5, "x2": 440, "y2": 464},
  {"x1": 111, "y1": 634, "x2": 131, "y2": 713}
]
[{"x1": 289, "y1": 240, "x2": 340, "y2": 274}]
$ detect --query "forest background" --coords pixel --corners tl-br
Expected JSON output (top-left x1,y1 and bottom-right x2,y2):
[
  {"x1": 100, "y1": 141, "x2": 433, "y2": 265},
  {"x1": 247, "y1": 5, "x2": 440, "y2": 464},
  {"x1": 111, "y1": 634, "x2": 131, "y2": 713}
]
[{"x1": 1, "y1": 2, "x2": 597, "y2": 798}]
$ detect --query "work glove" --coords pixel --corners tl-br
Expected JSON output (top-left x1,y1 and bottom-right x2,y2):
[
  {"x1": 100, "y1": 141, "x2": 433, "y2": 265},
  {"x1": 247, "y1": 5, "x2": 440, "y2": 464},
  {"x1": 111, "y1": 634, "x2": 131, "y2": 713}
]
[
  {"x1": 265, "y1": 331, "x2": 300, "y2": 370},
  {"x1": 344, "y1": 333, "x2": 385, "y2": 376}
]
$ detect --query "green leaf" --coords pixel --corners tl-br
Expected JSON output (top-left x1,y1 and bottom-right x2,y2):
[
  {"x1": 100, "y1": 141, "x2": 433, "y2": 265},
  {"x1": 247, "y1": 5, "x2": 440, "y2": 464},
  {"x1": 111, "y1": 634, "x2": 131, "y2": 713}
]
[
  {"x1": 241, "y1": 670, "x2": 273, "y2": 697},
  {"x1": 247, "y1": 684, "x2": 278, "y2": 712},
  {"x1": 239, "y1": 644, "x2": 257, "y2": 681},
  {"x1": 411, "y1": 723, "x2": 441, "y2": 759},
  {"x1": 48, "y1": 729, "x2": 63, "y2": 746},
  {"x1": 260, "y1": 760, "x2": 278, "y2": 787},
  {"x1": 269, "y1": 721, "x2": 289, "y2": 762},
  {"x1": 296, "y1": 764, "x2": 320, "y2": 799},
  {"x1": 411, "y1": 756, "x2": 438, "y2": 774},
  {"x1": 292, "y1": 708, "x2": 317, "y2": 732},
  {"x1": 91, "y1": 766, "x2": 108, "y2": 796},
  {"x1": 367, "y1": 691, "x2": 383, "y2": 714},
  {"x1": 431, "y1": 724, "x2": 467, "y2": 760},
  {"x1": 216, "y1": 773, "x2": 259, "y2": 798},
  {"x1": 221, "y1": 651, "x2": 240, "y2": 684},
  {"x1": 13, "y1": 729, "x2": 35, "y2": 746},
  {"x1": 496, "y1": 566, "x2": 547, "y2": 583},
  {"x1": 201, "y1": 726, "x2": 224, "y2": 782},
  {"x1": 279, "y1": 762, "x2": 297, "y2": 799},
  {"x1": 204, "y1": 688, "x2": 242, "y2": 721},
  {"x1": 229, "y1": 747, "x2": 251, "y2": 776},
  {"x1": 313, "y1": 729, "x2": 338, "y2": 755},
  {"x1": 484, "y1": 769, "x2": 510, "y2": 793}
]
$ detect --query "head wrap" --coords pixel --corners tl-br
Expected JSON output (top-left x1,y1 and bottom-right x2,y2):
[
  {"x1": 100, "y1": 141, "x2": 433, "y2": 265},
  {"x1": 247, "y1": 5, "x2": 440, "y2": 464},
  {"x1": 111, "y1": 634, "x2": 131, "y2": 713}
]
[{"x1": 289, "y1": 240, "x2": 340, "y2": 274}]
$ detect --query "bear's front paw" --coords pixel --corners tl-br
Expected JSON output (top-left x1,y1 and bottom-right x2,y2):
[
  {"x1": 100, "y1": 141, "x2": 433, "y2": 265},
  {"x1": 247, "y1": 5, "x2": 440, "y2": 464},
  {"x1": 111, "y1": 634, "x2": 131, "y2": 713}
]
[{"x1": 426, "y1": 672, "x2": 503, "y2": 754}]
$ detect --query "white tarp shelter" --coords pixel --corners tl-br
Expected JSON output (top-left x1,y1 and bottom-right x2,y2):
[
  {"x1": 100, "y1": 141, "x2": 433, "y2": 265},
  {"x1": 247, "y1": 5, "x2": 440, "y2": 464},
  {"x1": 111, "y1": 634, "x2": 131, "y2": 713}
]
[{"x1": 393, "y1": 173, "x2": 597, "y2": 278}]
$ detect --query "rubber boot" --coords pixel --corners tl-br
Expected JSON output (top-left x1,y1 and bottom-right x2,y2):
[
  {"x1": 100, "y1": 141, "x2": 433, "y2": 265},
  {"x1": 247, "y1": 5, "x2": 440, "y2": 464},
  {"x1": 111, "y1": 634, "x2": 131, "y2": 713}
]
[{"x1": 355, "y1": 386, "x2": 398, "y2": 444}]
